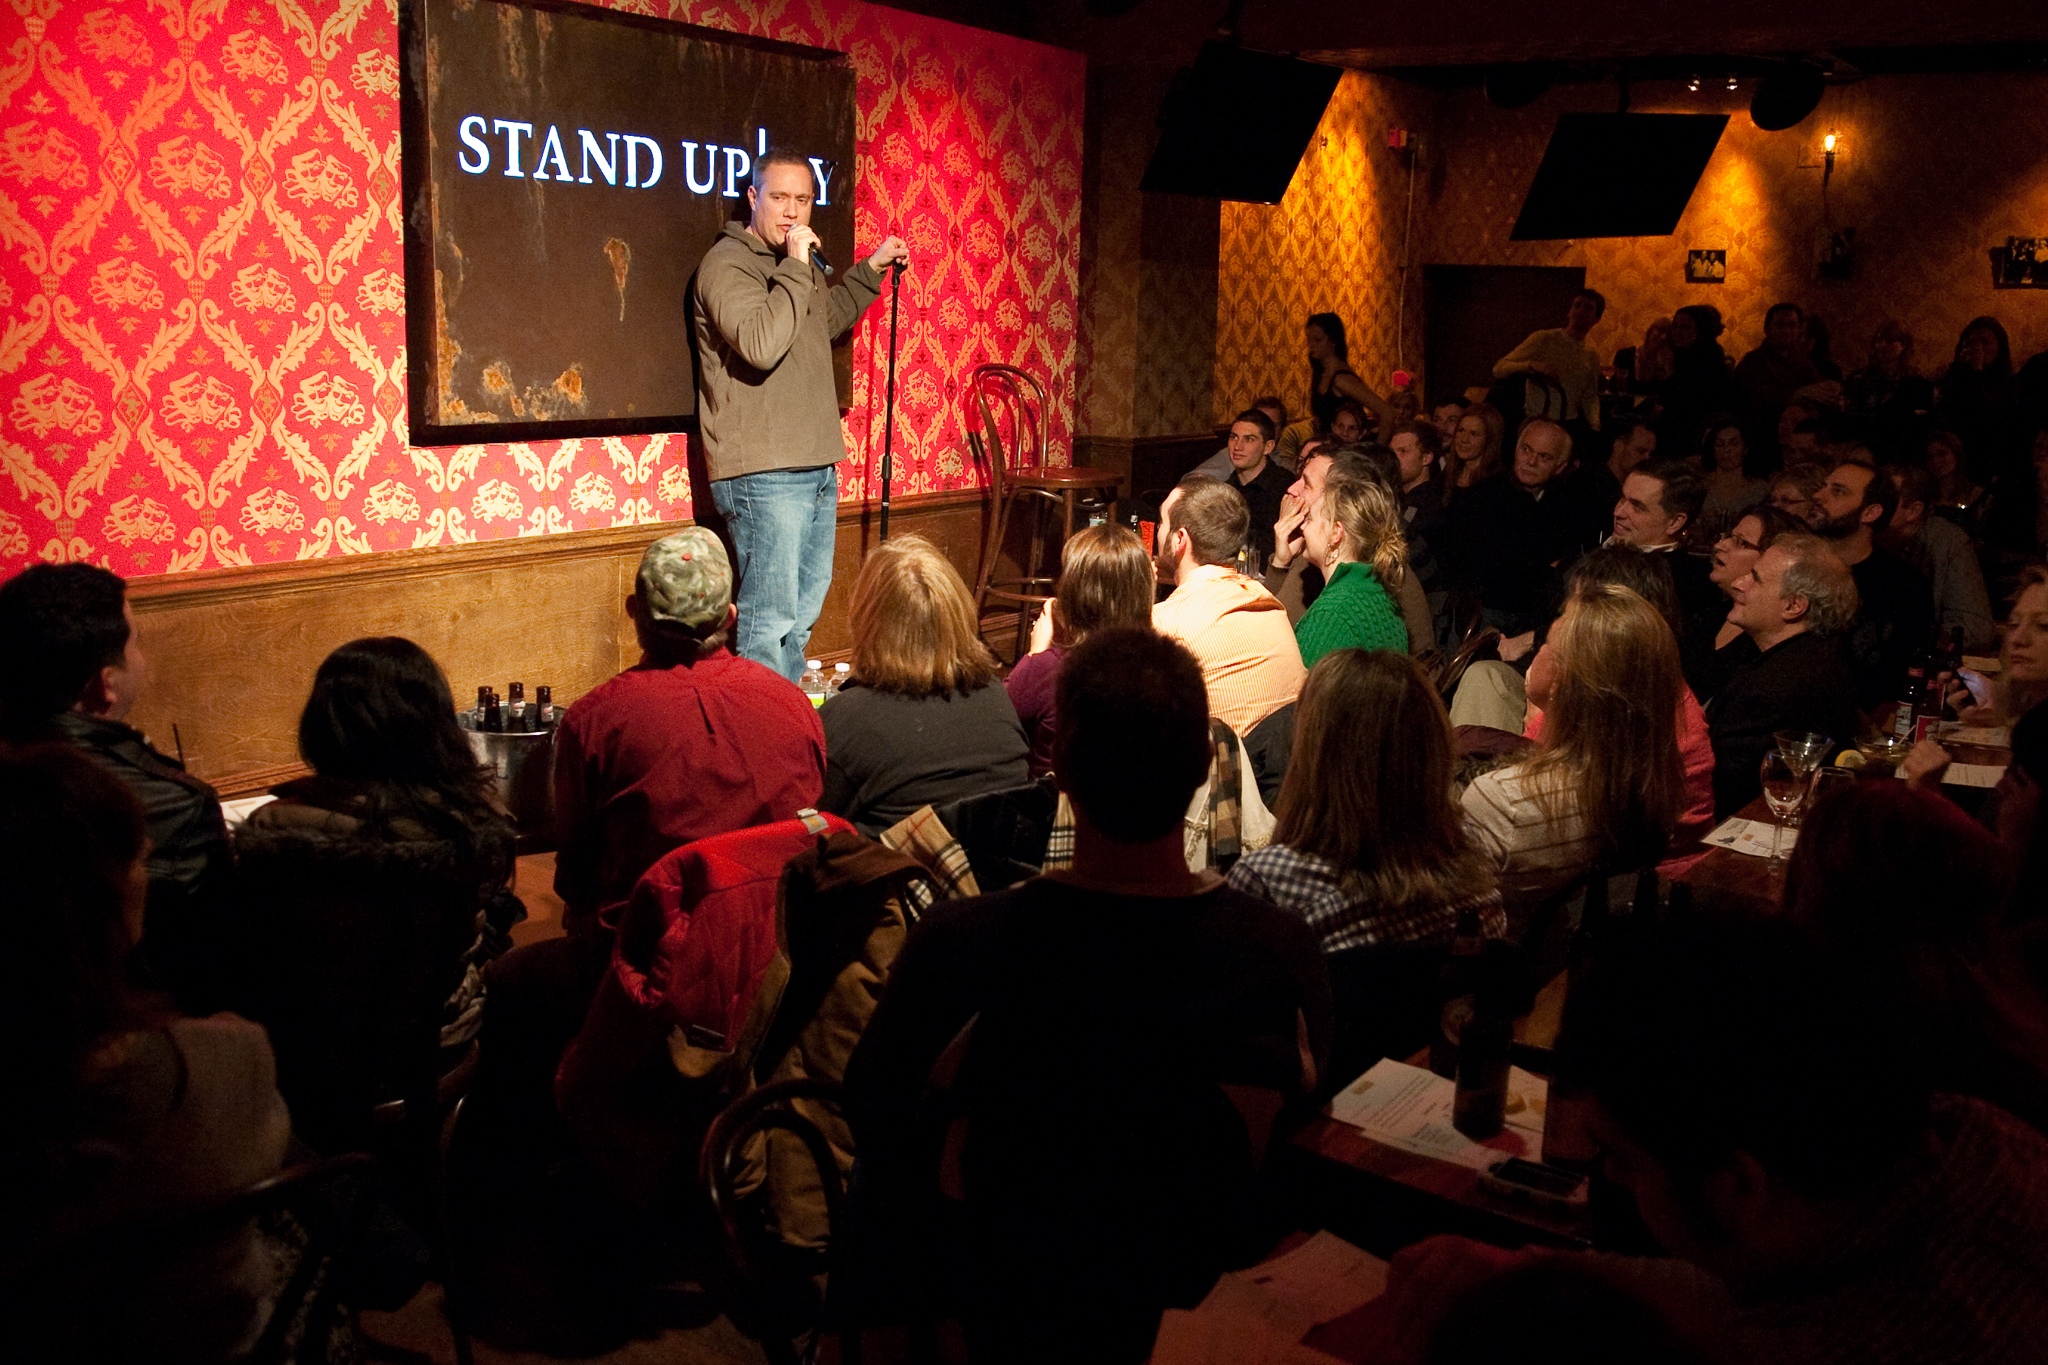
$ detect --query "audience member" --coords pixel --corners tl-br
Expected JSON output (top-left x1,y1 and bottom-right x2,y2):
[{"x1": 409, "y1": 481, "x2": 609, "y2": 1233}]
[
  {"x1": 1155, "y1": 476, "x2": 1307, "y2": 737},
  {"x1": 1802, "y1": 310, "x2": 1844, "y2": 383},
  {"x1": 1217, "y1": 408, "x2": 1292, "y2": 568},
  {"x1": 1930, "y1": 564, "x2": 2048, "y2": 730},
  {"x1": 1688, "y1": 503, "x2": 1809, "y2": 701},
  {"x1": 1735, "y1": 302, "x2": 1822, "y2": 453},
  {"x1": 2002, "y1": 706, "x2": 2047, "y2": 915},
  {"x1": 1603, "y1": 414, "x2": 1658, "y2": 490},
  {"x1": 1190, "y1": 396, "x2": 1291, "y2": 484},
  {"x1": 1367, "y1": 911, "x2": 2048, "y2": 1365},
  {"x1": 1766, "y1": 462, "x2": 1828, "y2": 529},
  {"x1": 1306, "y1": 312, "x2": 1394, "y2": 438},
  {"x1": 1813, "y1": 459, "x2": 1936, "y2": 708},
  {"x1": 1493, "y1": 287, "x2": 1607, "y2": 431},
  {"x1": 1882, "y1": 461, "x2": 1997, "y2": 651},
  {"x1": 1448, "y1": 416, "x2": 1603, "y2": 634},
  {"x1": 1613, "y1": 316, "x2": 1675, "y2": 397},
  {"x1": 1695, "y1": 416, "x2": 1772, "y2": 541},
  {"x1": 1293, "y1": 468, "x2": 1409, "y2": 667},
  {"x1": 1844, "y1": 318, "x2": 1935, "y2": 459},
  {"x1": 1784, "y1": 781, "x2": 2048, "y2": 1134},
  {"x1": 0, "y1": 563, "x2": 232, "y2": 1012},
  {"x1": 1938, "y1": 315, "x2": 2027, "y2": 485},
  {"x1": 1430, "y1": 398, "x2": 1466, "y2": 448},
  {"x1": 844, "y1": 627, "x2": 1331, "y2": 1360},
  {"x1": 1006, "y1": 523, "x2": 1154, "y2": 777},
  {"x1": 1925, "y1": 430, "x2": 1990, "y2": 536},
  {"x1": 1461, "y1": 584, "x2": 1685, "y2": 933},
  {"x1": 1659, "y1": 303, "x2": 1736, "y2": 456},
  {"x1": 1328, "y1": 399, "x2": 1368, "y2": 446},
  {"x1": 1231, "y1": 648, "x2": 1504, "y2": 954},
  {"x1": 231, "y1": 637, "x2": 517, "y2": 1156},
  {"x1": 0, "y1": 743, "x2": 290, "y2": 1358},
  {"x1": 1391, "y1": 421, "x2": 1450, "y2": 594},
  {"x1": 1441, "y1": 400, "x2": 1504, "y2": 502},
  {"x1": 1704, "y1": 535, "x2": 1861, "y2": 816},
  {"x1": 1416, "y1": 1257, "x2": 1717, "y2": 1365},
  {"x1": 1779, "y1": 415, "x2": 1828, "y2": 468},
  {"x1": 820, "y1": 534, "x2": 1028, "y2": 836},
  {"x1": 1267, "y1": 446, "x2": 1434, "y2": 652},
  {"x1": 553, "y1": 529, "x2": 824, "y2": 932},
  {"x1": 1533, "y1": 550, "x2": 1716, "y2": 867},
  {"x1": 1576, "y1": 913, "x2": 2048, "y2": 1363}
]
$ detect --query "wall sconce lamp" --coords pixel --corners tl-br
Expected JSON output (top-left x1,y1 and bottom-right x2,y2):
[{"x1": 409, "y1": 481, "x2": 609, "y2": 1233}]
[
  {"x1": 1687, "y1": 74, "x2": 1701, "y2": 92},
  {"x1": 1725, "y1": 74, "x2": 1739, "y2": 92},
  {"x1": 1822, "y1": 130, "x2": 1838, "y2": 187}
]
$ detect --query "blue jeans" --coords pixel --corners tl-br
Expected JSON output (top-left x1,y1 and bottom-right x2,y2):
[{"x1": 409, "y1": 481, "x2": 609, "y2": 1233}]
[{"x1": 710, "y1": 463, "x2": 839, "y2": 682}]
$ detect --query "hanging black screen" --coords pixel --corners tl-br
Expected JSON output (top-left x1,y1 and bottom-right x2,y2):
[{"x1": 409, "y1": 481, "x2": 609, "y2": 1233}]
[
  {"x1": 1510, "y1": 113, "x2": 1728, "y2": 241},
  {"x1": 1141, "y1": 43, "x2": 1343, "y2": 205}
]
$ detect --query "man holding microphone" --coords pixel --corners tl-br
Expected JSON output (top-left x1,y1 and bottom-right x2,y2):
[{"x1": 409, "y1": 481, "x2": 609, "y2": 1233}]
[{"x1": 694, "y1": 150, "x2": 909, "y2": 681}]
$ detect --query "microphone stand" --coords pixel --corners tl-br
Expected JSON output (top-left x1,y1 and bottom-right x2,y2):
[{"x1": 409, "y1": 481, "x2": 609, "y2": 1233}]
[{"x1": 879, "y1": 258, "x2": 905, "y2": 543}]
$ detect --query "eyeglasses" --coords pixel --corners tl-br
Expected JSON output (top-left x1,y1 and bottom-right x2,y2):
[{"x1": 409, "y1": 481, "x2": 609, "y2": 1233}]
[{"x1": 1718, "y1": 531, "x2": 1762, "y2": 553}]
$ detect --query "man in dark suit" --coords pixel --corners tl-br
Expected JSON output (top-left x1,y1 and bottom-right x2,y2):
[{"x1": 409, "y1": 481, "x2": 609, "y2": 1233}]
[{"x1": 1705, "y1": 535, "x2": 1862, "y2": 817}]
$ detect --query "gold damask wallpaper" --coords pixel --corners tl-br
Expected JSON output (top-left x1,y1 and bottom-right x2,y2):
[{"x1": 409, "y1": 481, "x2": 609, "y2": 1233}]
[
  {"x1": 0, "y1": 0, "x2": 1083, "y2": 577},
  {"x1": 1215, "y1": 71, "x2": 1433, "y2": 423},
  {"x1": 1216, "y1": 70, "x2": 2048, "y2": 421}
]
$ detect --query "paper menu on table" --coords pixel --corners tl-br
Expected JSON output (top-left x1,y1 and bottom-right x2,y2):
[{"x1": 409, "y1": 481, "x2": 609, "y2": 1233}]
[
  {"x1": 1325, "y1": 1058, "x2": 1546, "y2": 1170},
  {"x1": 1151, "y1": 1231, "x2": 1386, "y2": 1365},
  {"x1": 1704, "y1": 816, "x2": 1796, "y2": 858},
  {"x1": 1890, "y1": 762, "x2": 2005, "y2": 788},
  {"x1": 1943, "y1": 725, "x2": 2011, "y2": 749},
  {"x1": 220, "y1": 794, "x2": 277, "y2": 829}
]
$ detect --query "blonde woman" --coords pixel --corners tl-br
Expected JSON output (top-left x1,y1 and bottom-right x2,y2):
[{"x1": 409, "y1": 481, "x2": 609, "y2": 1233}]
[
  {"x1": 819, "y1": 534, "x2": 1028, "y2": 835},
  {"x1": 1294, "y1": 469, "x2": 1407, "y2": 668},
  {"x1": 1460, "y1": 584, "x2": 1687, "y2": 933}
]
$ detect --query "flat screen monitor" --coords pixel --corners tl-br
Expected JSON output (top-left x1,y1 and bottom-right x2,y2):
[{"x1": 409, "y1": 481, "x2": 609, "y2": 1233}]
[
  {"x1": 1510, "y1": 113, "x2": 1728, "y2": 241},
  {"x1": 400, "y1": 0, "x2": 854, "y2": 445},
  {"x1": 1141, "y1": 43, "x2": 1343, "y2": 204}
]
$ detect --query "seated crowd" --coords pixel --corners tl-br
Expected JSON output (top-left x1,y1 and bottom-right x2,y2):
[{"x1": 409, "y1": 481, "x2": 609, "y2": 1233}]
[{"x1": 4, "y1": 293, "x2": 2048, "y2": 1365}]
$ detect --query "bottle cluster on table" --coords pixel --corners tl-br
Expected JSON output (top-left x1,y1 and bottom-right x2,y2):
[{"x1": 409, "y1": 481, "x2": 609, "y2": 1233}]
[
  {"x1": 1890, "y1": 624, "x2": 1967, "y2": 746},
  {"x1": 470, "y1": 681, "x2": 557, "y2": 733},
  {"x1": 799, "y1": 660, "x2": 852, "y2": 709}
]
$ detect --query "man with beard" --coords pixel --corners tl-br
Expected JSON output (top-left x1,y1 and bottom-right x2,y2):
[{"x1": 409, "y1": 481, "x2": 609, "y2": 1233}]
[{"x1": 1810, "y1": 458, "x2": 1934, "y2": 710}]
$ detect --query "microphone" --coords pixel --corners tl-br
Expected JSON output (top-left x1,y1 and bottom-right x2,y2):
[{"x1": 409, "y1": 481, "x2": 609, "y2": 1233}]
[{"x1": 809, "y1": 244, "x2": 834, "y2": 277}]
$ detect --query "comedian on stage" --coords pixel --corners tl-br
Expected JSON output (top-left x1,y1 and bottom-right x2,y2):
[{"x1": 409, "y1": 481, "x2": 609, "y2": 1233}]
[{"x1": 693, "y1": 149, "x2": 910, "y2": 682}]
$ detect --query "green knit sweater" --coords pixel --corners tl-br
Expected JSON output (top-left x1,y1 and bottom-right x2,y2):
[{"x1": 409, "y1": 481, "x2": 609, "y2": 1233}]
[{"x1": 1295, "y1": 559, "x2": 1406, "y2": 667}]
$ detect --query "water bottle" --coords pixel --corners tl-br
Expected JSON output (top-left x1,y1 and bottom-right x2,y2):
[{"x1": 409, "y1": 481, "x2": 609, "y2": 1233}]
[
  {"x1": 800, "y1": 660, "x2": 829, "y2": 709},
  {"x1": 829, "y1": 662, "x2": 851, "y2": 697}
]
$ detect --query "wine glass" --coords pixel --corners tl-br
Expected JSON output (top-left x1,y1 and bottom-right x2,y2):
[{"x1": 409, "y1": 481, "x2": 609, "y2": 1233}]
[{"x1": 1759, "y1": 750, "x2": 1807, "y2": 869}]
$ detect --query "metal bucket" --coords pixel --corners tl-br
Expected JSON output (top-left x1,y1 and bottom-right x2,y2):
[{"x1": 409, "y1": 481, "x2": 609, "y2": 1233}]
[{"x1": 458, "y1": 712, "x2": 556, "y2": 838}]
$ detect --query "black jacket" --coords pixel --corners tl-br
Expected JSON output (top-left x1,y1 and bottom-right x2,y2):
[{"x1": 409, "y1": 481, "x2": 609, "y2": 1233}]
[
  {"x1": 50, "y1": 711, "x2": 233, "y2": 1011},
  {"x1": 1705, "y1": 631, "x2": 1860, "y2": 818}
]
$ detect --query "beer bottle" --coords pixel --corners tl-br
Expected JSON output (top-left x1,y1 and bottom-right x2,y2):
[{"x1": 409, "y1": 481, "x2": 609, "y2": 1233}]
[
  {"x1": 507, "y1": 681, "x2": 528, "y2": 732},
  {"x1": 482, "y1": 689, "x2": 504, "y2": 734},
  {"x1": 1429, "y1": 906, "x2": 1486, "y2": 1079},
  {"x1": 1891, "y1": 656, "x2": 1927, "y2": 743},
  {"x1": 536, "y1": 685, "x2": 555, "y2": 729},
  {"x1": 473, "y1": 685, "x2": 491, "y2": 728},
  {"x1": 1452, "y1": 946, "x2": 1514, "y2": 1141}
]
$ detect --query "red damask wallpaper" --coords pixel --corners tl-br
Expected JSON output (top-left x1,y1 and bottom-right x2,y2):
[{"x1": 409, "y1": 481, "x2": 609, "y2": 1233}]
[{"x1": 0, "y1": 0, "x2": 1083, "y2": 577}]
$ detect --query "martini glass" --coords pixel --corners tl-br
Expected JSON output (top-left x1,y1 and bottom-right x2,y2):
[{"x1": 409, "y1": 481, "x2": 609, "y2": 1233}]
[{"x1": 1772, "y1": 730, "x2": 1830, "y2": 826}]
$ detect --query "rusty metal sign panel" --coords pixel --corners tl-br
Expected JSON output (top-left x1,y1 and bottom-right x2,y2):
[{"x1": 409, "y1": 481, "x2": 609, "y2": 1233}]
[{"x1": 401, "y1": 0, "x2": 855, "y2": 446}]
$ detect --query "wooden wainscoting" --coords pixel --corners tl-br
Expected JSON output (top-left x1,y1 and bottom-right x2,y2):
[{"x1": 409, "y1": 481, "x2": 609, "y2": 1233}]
[{"x1": 125, "y1": 488, "x2": 1023, "y2": 799}]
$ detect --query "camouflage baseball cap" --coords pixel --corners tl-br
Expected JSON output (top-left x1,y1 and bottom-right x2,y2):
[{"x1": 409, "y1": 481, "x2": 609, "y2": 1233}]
[{"x1": 637, "y1": 528, "x2": 732, "y2": 630}]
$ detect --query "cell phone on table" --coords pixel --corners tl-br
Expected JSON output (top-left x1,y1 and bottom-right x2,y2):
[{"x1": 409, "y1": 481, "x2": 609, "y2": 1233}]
[{"x1": 1477, "y1": 1157, "x2": 1590, "y2": 1211}]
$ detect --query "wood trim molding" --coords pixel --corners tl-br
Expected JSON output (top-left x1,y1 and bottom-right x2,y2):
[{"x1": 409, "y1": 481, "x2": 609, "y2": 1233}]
[{"x1": 127, "y1": 486, "x2": 989, "y2": 610}]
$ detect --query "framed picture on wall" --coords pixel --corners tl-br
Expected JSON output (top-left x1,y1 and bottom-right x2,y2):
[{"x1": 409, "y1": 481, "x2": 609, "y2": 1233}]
[{"x1": 1685, "y1": 249, "x2": 1726, "y2": 284}]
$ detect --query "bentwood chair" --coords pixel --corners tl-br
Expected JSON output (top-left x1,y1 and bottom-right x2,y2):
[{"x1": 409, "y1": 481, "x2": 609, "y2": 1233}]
[{"x1": 964, "y1": 364, "x2": 1123, "y2": 656}]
